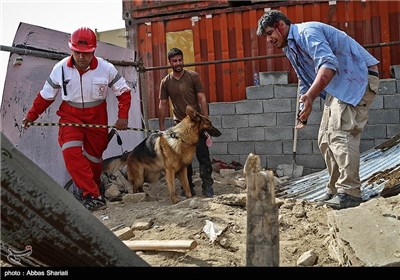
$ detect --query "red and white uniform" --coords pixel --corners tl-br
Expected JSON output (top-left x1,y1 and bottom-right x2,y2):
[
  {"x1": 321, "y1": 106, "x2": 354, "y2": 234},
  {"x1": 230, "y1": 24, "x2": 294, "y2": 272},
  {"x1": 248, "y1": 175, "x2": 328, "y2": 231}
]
[{"x1": 26, "y1": 55, "x2": 131, "y2": 198}]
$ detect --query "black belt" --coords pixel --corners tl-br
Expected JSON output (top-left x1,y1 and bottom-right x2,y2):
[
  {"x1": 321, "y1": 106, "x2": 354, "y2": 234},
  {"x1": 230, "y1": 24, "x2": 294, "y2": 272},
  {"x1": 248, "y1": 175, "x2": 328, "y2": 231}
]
[{"x1": 368, "y1": 70, "x2": 379, "y2": 78}]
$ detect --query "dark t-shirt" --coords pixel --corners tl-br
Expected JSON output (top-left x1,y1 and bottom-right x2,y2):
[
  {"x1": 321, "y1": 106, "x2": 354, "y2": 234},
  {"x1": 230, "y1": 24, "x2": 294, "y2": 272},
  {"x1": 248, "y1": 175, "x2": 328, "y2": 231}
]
[{"x1": 159, "y1": 69, "x2": 204, "y2": 121}]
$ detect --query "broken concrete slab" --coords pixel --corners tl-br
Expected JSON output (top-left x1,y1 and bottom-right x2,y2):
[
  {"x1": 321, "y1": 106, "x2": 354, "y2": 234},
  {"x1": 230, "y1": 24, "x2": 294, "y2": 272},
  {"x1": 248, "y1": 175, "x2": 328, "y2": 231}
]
[{"x1": 327, "y1": 195, "x2": 400, "y2": 266}]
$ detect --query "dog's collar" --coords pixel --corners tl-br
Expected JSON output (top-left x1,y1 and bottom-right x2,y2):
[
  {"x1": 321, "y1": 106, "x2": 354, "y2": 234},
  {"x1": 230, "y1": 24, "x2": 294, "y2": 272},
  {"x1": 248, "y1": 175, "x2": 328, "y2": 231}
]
[
  {"x1": 168, "y1": 131, "x2": 179, "y2": 139},
  {"x1": 166, "y1": 130, "x2": 196, "y2": 145}
]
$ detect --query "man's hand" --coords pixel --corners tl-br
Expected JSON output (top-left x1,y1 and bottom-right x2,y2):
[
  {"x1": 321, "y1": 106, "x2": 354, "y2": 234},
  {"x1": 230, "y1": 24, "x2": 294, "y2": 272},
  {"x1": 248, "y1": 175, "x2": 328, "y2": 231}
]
[
  {"x1": 298, "y1": 94, "x2": 313, "y2": 124},
  {"x1": 22, "y1": 118, "x2": 33, "y2": 129},
  {"x1": 114, "y1": 118, "x2": 128, "y2": 130}
]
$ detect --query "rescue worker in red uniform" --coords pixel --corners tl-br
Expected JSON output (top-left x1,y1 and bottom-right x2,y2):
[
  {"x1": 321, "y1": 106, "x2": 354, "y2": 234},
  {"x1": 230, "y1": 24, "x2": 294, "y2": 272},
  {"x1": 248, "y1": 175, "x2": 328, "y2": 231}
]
[{"x1": 22, "y1": 27, "x2": 132, "y2": 212}]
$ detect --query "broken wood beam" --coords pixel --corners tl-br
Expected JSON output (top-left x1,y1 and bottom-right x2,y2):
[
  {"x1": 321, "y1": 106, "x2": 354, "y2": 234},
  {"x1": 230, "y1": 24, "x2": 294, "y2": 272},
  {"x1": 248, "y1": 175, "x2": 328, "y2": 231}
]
[{"x1": 244, "y1": 153, "x2": 279, "y2": 266}]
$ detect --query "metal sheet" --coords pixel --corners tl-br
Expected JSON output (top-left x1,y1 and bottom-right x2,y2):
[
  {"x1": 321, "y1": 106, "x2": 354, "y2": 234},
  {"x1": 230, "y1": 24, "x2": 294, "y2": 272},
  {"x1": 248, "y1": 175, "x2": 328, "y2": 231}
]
[
  {"x1": 1, "y1": 23, "x2": 143, "y2": 188},
  {"x1": 276, "y1": 134, "x2": 400, "y2": 202}
]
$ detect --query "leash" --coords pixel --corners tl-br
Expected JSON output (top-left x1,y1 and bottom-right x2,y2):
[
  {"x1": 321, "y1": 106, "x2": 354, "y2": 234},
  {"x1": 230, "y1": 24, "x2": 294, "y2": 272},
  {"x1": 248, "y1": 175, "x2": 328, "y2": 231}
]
[{"x1": 25, "y1": 121, "x2": 160, "y2": 133}]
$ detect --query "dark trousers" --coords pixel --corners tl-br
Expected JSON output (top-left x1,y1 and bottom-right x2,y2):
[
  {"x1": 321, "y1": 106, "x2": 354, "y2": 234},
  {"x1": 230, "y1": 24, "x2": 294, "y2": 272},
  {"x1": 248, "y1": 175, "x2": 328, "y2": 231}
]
[{"x1": 187, "y1": 132, "x2": 214, "y2": 190}]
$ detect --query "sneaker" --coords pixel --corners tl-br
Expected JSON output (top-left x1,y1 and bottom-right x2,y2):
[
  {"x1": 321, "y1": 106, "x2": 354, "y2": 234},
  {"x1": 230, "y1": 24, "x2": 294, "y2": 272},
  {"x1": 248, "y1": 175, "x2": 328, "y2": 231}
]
[
  {"x1": 202, "y1": 186, "x2": 214, "y2": 198},
  {"x1": 324, "y1": 193, "x2": 362, "y2": 210},
  {"x1": 83, "y1": 195, "x2": 107, "y2": 212},
  {"x1": 73, "y1": 188, "x2": 83, "y2": 202},
  {"x1": 315, "y1": 193, "x2": 334, "y2": 206}
]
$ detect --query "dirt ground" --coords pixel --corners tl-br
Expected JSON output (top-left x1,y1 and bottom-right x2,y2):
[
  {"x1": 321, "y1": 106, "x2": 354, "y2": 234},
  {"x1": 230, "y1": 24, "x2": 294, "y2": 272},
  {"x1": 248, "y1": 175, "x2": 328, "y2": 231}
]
[{"x1": 93, "y1": 168, "x2": 341, "y2": 267}]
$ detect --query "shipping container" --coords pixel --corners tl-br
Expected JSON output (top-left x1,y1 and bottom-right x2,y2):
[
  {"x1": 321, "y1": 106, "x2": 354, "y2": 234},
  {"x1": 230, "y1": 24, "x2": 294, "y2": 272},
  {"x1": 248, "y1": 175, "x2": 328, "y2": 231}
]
[{"x1": 123, "y1": 0, "x2": 400, "y2": 119}]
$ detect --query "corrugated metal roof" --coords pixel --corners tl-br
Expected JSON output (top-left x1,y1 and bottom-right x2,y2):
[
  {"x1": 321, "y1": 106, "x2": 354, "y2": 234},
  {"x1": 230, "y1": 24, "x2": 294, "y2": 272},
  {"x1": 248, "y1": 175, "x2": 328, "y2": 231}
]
[{"x1": 276, "y1": 134, "x2": 400, "y2": 201}]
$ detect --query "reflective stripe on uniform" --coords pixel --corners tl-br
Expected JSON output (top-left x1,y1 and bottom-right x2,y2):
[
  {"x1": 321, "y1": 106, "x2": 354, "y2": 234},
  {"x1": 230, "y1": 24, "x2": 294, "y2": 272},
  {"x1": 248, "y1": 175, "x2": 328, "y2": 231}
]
[
  {"x1": 83, "y1": 150, "x2": 102, "y2": 163},
  {"x1": 62, "y1": 140, "x2": 102, "y2": 163},
  {"x1": 62, "y1": 140, "x2": 83, "y2": 151},
  {"x1": 46, "y1": 76, "x2": 61, "y2": 89},
  {"x1": 67, "y1": 100, "x2": 104, "y2": 108},
  {"x1": 108, "y1": 73, "x2": 121, "y2": 88}
]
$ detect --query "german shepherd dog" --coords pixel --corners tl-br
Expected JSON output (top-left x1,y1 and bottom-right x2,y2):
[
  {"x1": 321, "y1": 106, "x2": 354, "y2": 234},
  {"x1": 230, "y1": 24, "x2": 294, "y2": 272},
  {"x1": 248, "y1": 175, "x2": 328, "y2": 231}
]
[{"x1": 106, "y1": 106, "x2": 222, "y2": 204}]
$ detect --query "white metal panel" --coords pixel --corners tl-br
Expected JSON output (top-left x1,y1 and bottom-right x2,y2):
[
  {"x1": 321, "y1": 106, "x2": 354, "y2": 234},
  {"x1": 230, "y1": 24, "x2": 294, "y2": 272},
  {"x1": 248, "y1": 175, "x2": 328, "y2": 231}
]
[{"x1": 1, "y1": 22, "x2": 143, "y2": 188}]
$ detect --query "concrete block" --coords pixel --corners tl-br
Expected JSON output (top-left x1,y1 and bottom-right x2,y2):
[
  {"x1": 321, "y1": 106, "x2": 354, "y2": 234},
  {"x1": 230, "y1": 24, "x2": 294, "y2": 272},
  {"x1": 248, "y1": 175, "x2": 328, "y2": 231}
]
[
  {"x1": 387, "y1": 124, "x2": 400, "y2": 138},
  {"x1": 390, "y1": 65, "x2": 400, "y2": 79},
  {"x1": 297, "y1": 125, "x2": 319, "y2": 140},
  {"x1": 362, "y1": 124, "x2": 387, "y2": 139},
  {"x1": 360, "y1": 139, "x2": 376, "y2": 153},
  {"x1": 262, "y1": 99, "x2": 292, "y2": 113},
  {"x1": 212, "y1": 128, "x2": 238, "y2": 142},
  {"x1": 307, "y1": 110, "x2": 323, "y2": 125},
  {"x1": 221, "y1": 115, "x2": 248, "y2": 128},
  {"x1": 209, "y1": 102, "x2": 235, "y2": 115},
  {"x1": 114, "y1": 227, "x2": 135, "y2": 240},
  {"x1": 238, "y1": 127, "x2": 265, "y2": 141},
  {"x1": 273, "y1": 84, "x2": 297, "y2": 98},
  {"x1": 249, "y1": 113, "x2": 277, "y2": 127},
  {"x1": 383, "y1": 94, "x2": 400, "y2": 109},
  {"x1": 246, "y1": 85, "x2": 274, "y2": 99},
  {"x1": 235, "y1": 100, "x2": 263, "y2": 114},
  {"x1": 265, "y1": 126, "x2": 293, "y2": 141},
  {"x1": 368, "y1": 109, "x2": 399, "y2": 124},
  {"x1": 255, "y1": 141, "x2": 283, "y2": 155},
  {"x1": 259, "y1": 71, "x2": 289, "y2": 85},
  {"x1": 378, "y1": 79, "x2": 396, "y2": 95},
  {"x1": 208, "y1": 115, "x2": 222, "y2": 128},
  {"x1": 227, "y1": 141, "x2": 255, "y2": 155},
  {"x1": 209, "y1": 142, "x2": 228, "y2": 155},
  {"x1": 371, "y1": 95, "x2": 383, "y2": 110},
  {"x1": 283, "y1": 140, "x2": 312, "y2": 155},
  {"x1": 277, "y1": 112, "x2": 295, "y2": 126}
]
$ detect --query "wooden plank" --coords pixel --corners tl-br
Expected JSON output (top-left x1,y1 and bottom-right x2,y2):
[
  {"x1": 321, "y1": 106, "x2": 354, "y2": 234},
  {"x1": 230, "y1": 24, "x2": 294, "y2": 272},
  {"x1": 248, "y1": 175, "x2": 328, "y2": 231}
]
[
  {"x1": 244, "y1": 153, "x2": 279, "y2": 266},
  {"x1": 123, "y1": 240, "x2": 198, "y2": 251},
  {"x1": 0, "y1": 132, "x2": 149, "y2": 267}
]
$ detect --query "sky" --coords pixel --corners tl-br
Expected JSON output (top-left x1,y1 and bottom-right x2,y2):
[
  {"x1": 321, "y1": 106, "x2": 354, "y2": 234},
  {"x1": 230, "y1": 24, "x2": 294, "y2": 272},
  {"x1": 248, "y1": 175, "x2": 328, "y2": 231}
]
[{"x1": 0, "y1": 0, "x2": 126, "y2": 103}]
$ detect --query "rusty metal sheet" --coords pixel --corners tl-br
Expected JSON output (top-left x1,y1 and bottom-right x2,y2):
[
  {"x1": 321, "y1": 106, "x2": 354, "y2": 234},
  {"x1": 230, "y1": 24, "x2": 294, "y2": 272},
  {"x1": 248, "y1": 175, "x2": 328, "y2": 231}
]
[
  {"x1": 126, "y1": 1, "x2": 400, "y2": 119},
  {"x1": 129, "y1": 0, "x2": 230, "y2": 19}
]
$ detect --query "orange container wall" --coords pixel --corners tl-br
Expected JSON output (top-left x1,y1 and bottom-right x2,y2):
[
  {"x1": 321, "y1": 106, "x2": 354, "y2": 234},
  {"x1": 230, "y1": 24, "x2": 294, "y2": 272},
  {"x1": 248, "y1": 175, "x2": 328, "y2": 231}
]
[
  {"x1": 126, "y1": 1, "x2": 400, "y2": 119},
  {"x1": 130, "y1": 0, "x2": 230, "y2": 19}
]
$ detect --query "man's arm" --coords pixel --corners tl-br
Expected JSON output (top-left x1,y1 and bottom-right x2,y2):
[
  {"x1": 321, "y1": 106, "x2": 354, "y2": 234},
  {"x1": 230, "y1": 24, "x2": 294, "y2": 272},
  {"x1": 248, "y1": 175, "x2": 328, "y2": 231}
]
[
  {"x1": 22, "y1": 93, "x2": 55, "y2": 128},
  {"x1": 197, "y1": 92, "x2": 208, "y2": 117},
  {"x1": 298, "y1": 67, "x2": 335, "y2": 124},
  {"x1": 158, "y1": 99, "x2": 169, "y2": 131},
  {"x1": 115, "y1": 90, "x2": 131, "y2": 130}
]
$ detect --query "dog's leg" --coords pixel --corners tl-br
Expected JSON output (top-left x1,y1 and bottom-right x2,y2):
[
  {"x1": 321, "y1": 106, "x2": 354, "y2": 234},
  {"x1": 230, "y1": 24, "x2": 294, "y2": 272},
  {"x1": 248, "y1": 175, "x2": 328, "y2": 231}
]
[
  {"x1": 177, "y1": 166, "x2": 192, "y2": 199},
  {"x1": 127, "y1": 160, "x2": 144, "y2": 193},
  {"x1": 165, "y1": 168, "x2": 179, "y2": 204}
]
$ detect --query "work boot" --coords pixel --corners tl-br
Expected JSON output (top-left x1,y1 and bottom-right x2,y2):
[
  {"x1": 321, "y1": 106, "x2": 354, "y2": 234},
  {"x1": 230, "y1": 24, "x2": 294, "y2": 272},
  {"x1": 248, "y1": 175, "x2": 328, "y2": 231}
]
[
  {"x1": 83, "y1": 195, "x2": 107, "y2": 212},
  {"x1": 324, "y1": 193, "x2": 362, "y2": 210},
  {"x1": 315, "y1": 193, "x2": 334, "y2": 206},
  {"x1": 202, "y1": 185, "x2": 214, "y2": 198}
]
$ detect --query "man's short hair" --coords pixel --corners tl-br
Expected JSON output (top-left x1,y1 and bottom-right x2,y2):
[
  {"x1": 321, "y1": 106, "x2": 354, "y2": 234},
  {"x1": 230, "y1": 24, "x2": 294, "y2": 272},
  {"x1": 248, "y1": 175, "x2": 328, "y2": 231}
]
[
  {"x1": 256, "y1": 10, "x2": 291, "y2": 36},
  {"x1": 167, "y1": 48, "x2": 183, "y2": 61}
]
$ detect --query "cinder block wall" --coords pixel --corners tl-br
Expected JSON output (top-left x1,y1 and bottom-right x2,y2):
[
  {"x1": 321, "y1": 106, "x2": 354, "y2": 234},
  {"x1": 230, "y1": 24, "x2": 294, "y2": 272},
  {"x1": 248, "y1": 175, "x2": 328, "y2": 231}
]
[{"x1": 148, "y1": 65, "x2": 400, "y2": 175}]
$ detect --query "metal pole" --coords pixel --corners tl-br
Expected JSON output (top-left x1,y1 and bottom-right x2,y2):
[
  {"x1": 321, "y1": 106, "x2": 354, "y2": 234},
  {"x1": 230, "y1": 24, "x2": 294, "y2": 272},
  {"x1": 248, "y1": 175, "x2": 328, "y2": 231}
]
[
  {"x1": 0, "y1": 45, "x2": 140, "y2": 67},
  {"x1": 144, "y1": 40, "x2": 400, "y2": 72}
]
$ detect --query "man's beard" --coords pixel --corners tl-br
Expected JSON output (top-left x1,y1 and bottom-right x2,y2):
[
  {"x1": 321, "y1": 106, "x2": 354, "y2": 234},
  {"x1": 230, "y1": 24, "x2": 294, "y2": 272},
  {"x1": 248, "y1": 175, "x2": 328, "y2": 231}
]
[{"x1": 173, "y1": 65, "x2": 183, "y2": 72}]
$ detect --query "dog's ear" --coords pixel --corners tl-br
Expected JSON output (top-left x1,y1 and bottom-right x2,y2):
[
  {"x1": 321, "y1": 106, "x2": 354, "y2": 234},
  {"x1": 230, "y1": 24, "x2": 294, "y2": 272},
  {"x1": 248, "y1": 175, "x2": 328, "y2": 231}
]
[{"x1": 186, "y1": 105, "x2": 197, "y2": 118}]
